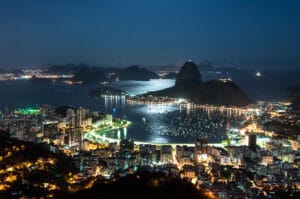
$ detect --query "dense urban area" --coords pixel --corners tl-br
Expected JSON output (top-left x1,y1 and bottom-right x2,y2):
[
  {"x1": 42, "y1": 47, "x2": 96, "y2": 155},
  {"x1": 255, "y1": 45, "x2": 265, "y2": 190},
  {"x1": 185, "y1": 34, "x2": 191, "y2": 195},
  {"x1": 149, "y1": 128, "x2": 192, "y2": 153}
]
[{"x1": 0, "y1": 98, "x2": 300, "y2": 198}]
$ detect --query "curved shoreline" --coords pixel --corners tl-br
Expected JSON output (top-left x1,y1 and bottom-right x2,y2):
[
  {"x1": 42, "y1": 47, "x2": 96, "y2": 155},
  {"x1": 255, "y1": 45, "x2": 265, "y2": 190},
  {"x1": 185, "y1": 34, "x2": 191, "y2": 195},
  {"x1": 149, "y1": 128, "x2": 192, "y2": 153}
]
[
  {"x1": 84, "y1": 119, "x2": 131, "y2": 142},
  {"x1": 84, "y1": 128, "x2": 225, "y2": 149}
]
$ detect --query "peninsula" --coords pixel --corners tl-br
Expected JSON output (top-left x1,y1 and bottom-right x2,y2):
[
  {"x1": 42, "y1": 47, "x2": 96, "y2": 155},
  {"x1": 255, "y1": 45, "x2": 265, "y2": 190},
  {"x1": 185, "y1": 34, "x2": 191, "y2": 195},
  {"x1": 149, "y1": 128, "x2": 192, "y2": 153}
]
[{"x1": 146, "y1": 61, "x2": 251, "y2": 106}]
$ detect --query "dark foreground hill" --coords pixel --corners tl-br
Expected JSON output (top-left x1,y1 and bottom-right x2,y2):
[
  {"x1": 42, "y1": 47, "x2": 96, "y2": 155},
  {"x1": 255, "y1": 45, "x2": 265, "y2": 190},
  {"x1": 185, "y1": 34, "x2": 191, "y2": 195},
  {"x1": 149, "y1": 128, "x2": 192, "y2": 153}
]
[
  {"x1": 0, "y1": 133, "x2": 77, "y2": 199},
  {"x1": 63, "y1": 172, "x2": 207, "y2": 199},
  {"x1": 0, "y1": 133, "x2": 207, "y2": 199}
]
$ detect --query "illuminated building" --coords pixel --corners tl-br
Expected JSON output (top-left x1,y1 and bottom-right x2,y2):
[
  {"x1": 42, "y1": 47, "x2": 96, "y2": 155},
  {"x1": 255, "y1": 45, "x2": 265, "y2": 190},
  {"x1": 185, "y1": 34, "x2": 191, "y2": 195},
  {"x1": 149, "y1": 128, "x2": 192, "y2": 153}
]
[
  {"x1": 67, "y1": 127, "x2": 83, "y2": 148},
  {"x1": 181, "y1": 165, "x2": 196, "y2": 180},
  {"x1": 42, "y1": 121, "x2": 58, "y2": 137},
  {"x1": 176, "y1": 145, "x2": 194, "y2": 166},
  {"x1": 76, "y1": 107, "x2": 84, "y2": 127},
  {"x1": 298, "y1": 135, "x2": 300, "y2": 142},
  {"x1": 105, "y1": 114, "x2": 113, "y2": 126},
  {"x1": 66, "y1": 109, "x2": 76, "y2": 128},
  {"x1": 260, "y1": 155, "x2": 274, "y2": 166},
  {"x1": 75, "y1": 107, "x2": 89, "y2": 127},
  {"x1": 280, "y1": 153, "x2": 295, "y2": 163},
  {"x1": 256, "y1": 135, "x2": 270, "y2": 149},
  {"x1": 139, "y1": 144, "x2": 158, "y2": 163},
  {"x1": 195, "y1": 138, "x2": 208, "y2": 163},
  {"x1": 80, "y1": 140, "x2": 90, "y2": 151},
  {"x1": 195, "y1": 138, "x2": 208, "y2": 152},
  {"x1": 81, "y1": 118, "x2": 92, "y2": 127},
  {"x1": 160, "y1": 145, "x2": 172, "y2": 163},
  {"x1": 57, "y1": 121, "x2": 67, "y2": 129},
  {"x1": 95, "y1": 114, "x2": 113, "y2": 126}
]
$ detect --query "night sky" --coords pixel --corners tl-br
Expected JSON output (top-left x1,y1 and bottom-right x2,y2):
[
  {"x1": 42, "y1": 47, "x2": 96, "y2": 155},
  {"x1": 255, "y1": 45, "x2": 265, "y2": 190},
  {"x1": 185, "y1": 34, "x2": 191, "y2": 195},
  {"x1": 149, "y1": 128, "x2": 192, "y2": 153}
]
[{"x1": 0, "y1": 0, "x2": 299, "y2": 69}]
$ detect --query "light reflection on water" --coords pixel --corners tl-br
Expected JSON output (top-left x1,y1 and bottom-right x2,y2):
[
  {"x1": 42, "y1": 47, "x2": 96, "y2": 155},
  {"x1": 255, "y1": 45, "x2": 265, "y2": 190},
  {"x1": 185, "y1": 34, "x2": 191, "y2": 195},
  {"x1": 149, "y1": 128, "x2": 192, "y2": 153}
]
[
  {"x1": 110, "y1": 79, "x2": 175, "y2": 95},
  {"x1": 0, "y1": 79, "x2": 243, "y2": 143},
  {"x1": 134, "y1": 104, "x2": 178, "y2": 115},
  {"x1": 123, "y1": 127, "x2": 127, "y2": 139},
  {"x1": 102, "y1": 102, "x2": 244, "y2": 143}
]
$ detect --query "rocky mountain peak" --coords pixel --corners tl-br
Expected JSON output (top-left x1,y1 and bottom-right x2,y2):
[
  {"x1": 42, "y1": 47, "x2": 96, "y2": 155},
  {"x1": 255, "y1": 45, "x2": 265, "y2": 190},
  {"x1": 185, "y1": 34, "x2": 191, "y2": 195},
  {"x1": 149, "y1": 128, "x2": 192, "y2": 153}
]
[{"x1": 175, "y1": 60, "x2": 202, "y2": 87}]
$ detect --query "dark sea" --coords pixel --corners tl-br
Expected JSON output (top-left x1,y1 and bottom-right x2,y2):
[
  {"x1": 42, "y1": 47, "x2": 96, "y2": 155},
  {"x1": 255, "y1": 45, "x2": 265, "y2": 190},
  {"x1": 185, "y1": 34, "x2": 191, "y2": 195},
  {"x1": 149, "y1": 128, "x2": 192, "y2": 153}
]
[{"x1": 1, "y1": 70, "x2": 299, "y2": 143}]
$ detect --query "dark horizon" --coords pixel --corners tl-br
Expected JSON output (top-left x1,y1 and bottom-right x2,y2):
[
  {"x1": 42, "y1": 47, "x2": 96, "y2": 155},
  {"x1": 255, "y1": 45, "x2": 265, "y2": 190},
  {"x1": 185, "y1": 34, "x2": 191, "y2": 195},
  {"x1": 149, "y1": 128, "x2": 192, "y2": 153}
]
[{"x1": 0, "y1": 0, "x2": 299, "y2": 70}]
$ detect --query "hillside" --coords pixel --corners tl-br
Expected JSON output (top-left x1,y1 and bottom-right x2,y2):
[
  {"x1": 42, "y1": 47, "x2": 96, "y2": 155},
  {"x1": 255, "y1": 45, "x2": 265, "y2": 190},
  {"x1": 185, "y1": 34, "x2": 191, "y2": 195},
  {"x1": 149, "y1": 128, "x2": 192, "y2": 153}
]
[{"x1": 147, "y1": 61, "x2": 251, "y2": 106}]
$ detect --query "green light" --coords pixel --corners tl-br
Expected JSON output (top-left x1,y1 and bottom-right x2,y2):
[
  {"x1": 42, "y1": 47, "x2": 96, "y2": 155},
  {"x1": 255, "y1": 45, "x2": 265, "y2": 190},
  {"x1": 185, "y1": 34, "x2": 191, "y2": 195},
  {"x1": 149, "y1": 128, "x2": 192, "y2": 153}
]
[{"x1": 15, "y1": 108, "x2": 40, "y2": 115}]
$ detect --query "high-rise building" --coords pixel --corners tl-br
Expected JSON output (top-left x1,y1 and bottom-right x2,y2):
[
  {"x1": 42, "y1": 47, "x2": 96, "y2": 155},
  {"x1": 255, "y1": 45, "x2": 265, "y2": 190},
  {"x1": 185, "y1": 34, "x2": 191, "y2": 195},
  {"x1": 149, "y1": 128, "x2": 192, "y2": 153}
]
[
  {"x1": 67, "y1": 127, "x2": 83, "y2": 148},
  {"x1": 66, "y1": 109, "x2": 76, "y2": 128},
  {"x1": 42, "y1": 121, "x2": 58, "y2": 137},
  {"x1": 195, "y1": 138, "x2": 208, "y2": 163},
  {"x1": 160, "y1": 145, "x2": 172, "y2": 163},
  {"x1": 76, "y1": 107, "x2": 87, "y2": 127},
  {"x1": 105, "y1": 114, "x2": 113, "y2": 126},
  {"x1": 195, "y1": 138, "x2": 208, "y2": 153},
  {"x1": 248, "y1": 134, "x2": 257, "y2": 151}
]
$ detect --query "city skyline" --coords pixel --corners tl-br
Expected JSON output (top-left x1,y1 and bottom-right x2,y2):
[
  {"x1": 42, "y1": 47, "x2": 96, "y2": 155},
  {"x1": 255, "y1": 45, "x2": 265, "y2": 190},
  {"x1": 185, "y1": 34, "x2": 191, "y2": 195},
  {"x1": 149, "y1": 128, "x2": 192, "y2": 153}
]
[
  {"x1": 0, "y1": 0, "x2": 299, "y2": 69},
  {"x1": 1, "y1": 1, "x2": 300, "y2": 198}
]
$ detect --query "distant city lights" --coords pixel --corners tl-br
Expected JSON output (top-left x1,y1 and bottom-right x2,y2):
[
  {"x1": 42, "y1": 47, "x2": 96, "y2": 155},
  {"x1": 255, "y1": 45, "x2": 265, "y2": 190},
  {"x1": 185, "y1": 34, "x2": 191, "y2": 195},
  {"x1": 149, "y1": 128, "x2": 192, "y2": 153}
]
[{"x1": 256, "y1": 72, "x2": 262, "y2": 77}]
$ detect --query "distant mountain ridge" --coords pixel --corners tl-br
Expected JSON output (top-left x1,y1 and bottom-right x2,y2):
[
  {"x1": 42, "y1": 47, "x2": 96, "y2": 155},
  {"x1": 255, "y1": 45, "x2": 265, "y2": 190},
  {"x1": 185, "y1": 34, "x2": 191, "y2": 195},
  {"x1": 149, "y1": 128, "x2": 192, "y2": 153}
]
[
  {"x1": 116, "y1": 65, "x2": 159, "y2": 81},
  {"x1": 198, "y1": 61, "x2": 240, "y2": 73},
  {"x1": 147, "y1": 61, "x2": 251, "y2": 106},
  {"x1": 72, "y1": 67, "x2": 107, "y2": 83},
  {"x1": 45, "y1": 64, "x2": 159, "y2": 83},
  {"x1": 42, "y1": 62, "x2": 240, "y2": 84},
  {"x1": 47, "y1": 63, "x2": 88, "y2": 75},
  {"x1": 162, "y1": 72, "x2": 178, "y2": 79}
]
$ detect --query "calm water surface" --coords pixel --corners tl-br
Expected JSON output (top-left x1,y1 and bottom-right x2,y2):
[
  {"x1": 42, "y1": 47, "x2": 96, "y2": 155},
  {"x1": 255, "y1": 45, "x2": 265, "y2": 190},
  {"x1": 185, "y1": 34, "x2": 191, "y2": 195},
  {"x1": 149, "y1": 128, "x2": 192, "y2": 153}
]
[{"x1": 1, "y1": 71, "x2": 299, "y2": 143}]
